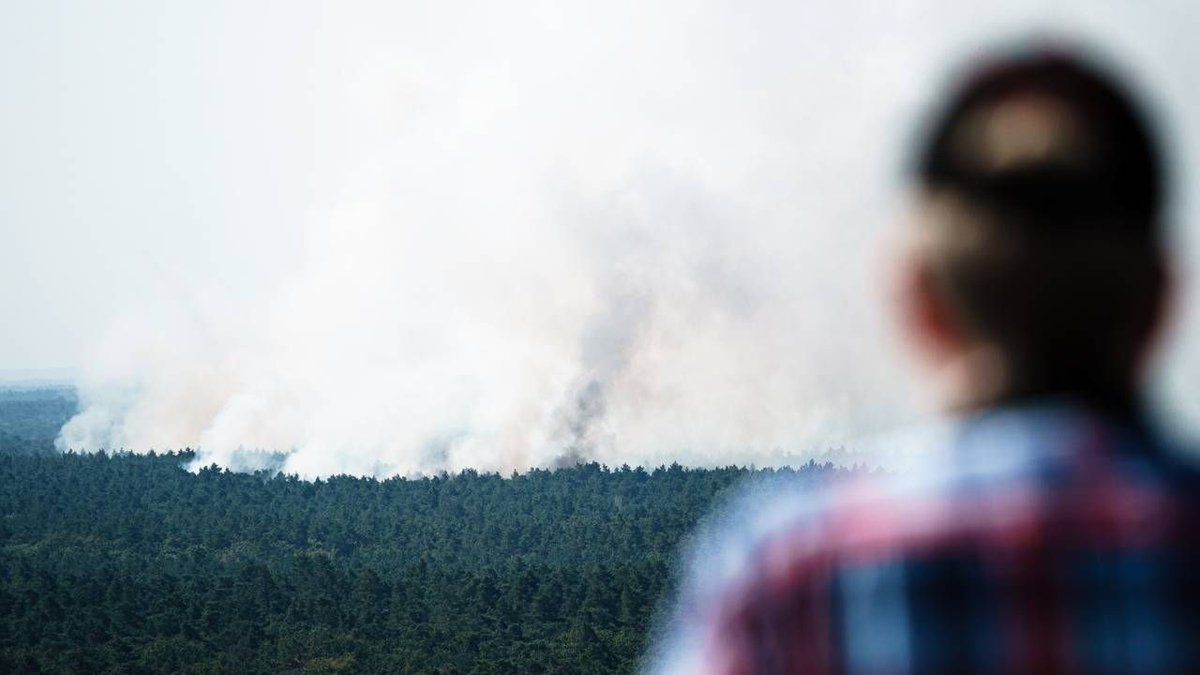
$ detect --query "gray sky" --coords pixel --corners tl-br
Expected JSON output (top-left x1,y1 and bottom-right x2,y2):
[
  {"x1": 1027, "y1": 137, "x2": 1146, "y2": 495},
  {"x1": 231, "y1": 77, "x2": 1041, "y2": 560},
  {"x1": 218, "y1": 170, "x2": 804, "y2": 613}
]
[
  {"x1": 6, "y1": 2, "x2": 1200, "y2": 472},
  {"x1": 2, "y1": 2, "x2": 324, "y2": 372},
  {"x1": 5, "y1": 2, "x2": 1196, "y2": 373}
]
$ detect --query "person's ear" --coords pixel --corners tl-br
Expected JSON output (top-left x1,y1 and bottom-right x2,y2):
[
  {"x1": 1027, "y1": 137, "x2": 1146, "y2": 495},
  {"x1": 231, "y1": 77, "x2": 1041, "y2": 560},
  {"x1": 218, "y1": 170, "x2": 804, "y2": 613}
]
[
  {"x1": 897, "y1": 253, "x2": 965, "y2": 364},
  {"x1": 1138, "y1": 255, "x2": 1176, "y2": 373}
]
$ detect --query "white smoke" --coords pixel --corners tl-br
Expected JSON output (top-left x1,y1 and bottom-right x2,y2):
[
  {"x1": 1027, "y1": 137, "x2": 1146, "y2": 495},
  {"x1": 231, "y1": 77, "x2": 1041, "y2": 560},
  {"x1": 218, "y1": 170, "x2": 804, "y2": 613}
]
[{"x1": 55, "y1": 1, "x2": 1200, "y2": 475}]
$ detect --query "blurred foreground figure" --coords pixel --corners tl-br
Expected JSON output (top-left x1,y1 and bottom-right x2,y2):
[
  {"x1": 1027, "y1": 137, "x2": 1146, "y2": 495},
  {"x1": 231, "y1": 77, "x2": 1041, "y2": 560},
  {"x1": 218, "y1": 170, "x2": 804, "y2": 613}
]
[{"x1": 649, "y1": 49, "x2": 1199, "y2": 674}]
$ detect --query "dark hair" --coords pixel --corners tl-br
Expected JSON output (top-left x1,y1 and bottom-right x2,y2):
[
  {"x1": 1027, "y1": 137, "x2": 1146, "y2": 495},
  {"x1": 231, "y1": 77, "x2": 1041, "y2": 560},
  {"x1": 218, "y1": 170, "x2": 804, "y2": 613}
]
[{"x1": 911, "y1": 49, "x2": 1167, "y2": 405}]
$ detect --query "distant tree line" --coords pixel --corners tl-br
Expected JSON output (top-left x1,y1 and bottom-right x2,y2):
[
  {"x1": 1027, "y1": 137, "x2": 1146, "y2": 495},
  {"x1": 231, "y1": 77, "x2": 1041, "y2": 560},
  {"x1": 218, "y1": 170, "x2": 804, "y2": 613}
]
[{"x1": 0, "y1": 386, "x2": 75, "y2": 457}]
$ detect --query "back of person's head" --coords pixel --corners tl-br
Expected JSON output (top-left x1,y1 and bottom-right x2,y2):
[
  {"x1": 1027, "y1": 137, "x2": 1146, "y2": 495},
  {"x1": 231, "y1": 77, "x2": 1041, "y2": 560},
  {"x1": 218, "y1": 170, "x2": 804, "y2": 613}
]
[{"x1": 907, "y1": 47, "x2": 1169, "y2": 411}]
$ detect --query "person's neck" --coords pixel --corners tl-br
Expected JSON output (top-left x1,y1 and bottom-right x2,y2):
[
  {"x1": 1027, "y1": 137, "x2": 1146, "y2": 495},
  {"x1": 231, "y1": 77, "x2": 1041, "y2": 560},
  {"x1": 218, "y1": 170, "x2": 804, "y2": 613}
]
[{"x1": 941, "y1": 345, "x2": 1142, "y2": 423}]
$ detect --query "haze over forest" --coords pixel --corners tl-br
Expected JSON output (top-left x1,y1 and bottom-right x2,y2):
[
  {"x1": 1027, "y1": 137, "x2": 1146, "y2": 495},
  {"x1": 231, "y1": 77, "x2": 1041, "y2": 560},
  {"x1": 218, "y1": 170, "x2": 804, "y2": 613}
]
[{"x1": 4, "y1": 2, "x2": 1200, "y2": 476}]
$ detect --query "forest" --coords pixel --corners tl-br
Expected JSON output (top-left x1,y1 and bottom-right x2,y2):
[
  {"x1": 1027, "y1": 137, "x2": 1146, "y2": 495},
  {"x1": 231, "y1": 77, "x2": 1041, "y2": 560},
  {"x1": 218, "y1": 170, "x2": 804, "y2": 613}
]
[{"x1": 0, "y1": 387, "x2": 853, "y2": 673}]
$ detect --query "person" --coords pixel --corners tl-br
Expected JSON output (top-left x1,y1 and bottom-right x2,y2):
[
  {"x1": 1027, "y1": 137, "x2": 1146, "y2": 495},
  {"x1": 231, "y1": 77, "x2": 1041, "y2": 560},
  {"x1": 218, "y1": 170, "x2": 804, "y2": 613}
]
[{"x1": 647, "y1": 47, "x2": 1199, "y2": 674}]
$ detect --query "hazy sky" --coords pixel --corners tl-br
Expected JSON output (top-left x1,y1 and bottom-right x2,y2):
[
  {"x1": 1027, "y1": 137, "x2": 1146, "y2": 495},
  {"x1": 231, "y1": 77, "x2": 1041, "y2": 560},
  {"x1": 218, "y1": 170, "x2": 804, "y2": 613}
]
[
  {"x1": 3, "y1": 1, "x2": 1193, "y2": 373},
  {"x1": 2, "y1": 2, "x2": 323, "y2": 374},
  {"x1": 5, "y1": 2, "x2": 1200, "y2": 472}
]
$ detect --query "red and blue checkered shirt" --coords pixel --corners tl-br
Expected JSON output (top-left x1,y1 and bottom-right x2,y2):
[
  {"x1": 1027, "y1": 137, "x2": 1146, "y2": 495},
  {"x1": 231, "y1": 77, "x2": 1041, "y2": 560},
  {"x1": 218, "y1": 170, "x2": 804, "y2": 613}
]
[{"x1": 649, "y1": 402, "x2": 1200, "y2": 674}]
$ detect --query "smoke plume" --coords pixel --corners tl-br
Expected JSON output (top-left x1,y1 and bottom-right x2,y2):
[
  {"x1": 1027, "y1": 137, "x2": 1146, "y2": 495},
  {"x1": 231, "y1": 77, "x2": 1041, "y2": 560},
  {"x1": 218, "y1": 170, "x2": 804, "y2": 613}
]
[{"x1": 54, "y1": 2, "x2": 1200, "y2": 476}]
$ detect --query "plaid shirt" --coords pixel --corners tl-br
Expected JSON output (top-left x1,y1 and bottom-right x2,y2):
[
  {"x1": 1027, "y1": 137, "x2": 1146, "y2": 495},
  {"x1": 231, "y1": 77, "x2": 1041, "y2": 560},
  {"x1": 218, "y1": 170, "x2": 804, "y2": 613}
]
[{"x1": 649, "y1": 402, "x2": 1200, "y2": 674}]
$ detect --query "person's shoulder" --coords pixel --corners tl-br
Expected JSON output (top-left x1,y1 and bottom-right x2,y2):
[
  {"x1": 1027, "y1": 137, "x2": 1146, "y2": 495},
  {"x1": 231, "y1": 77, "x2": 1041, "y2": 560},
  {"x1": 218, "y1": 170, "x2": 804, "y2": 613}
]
[
  {"x1": 645, "y1": 404, "x2": 1199, "y2": 674},
  {"x1": 699, "y1": 401, "x2": 1200, "y2": 569},
  {"x1": 643, "y1": 466, "x2": 854, "y2": 674}
]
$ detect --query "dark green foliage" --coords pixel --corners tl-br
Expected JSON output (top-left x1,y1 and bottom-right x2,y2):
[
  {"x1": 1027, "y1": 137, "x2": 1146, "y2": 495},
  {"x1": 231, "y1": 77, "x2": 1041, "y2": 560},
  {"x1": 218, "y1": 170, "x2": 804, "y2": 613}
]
[
  {"x1": 0, "y1": 392, "x2": 854, "y2": 673},
  {"x1": 0, "y1": 387, "x2": 76, "y2": 456}
]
